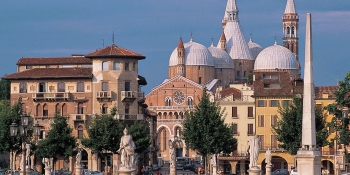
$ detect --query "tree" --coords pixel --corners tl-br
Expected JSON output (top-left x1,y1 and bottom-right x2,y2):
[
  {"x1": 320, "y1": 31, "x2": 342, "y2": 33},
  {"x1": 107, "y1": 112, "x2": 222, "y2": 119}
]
[
  {"x1": 36, "y1": 115, "x2": 77, "y2": 170},
  {"x1": 0, "y1": 79, "x2": 10, "y2": 100},
  {"x1": 128, "y1": 121, "x2": 151, "y2": 154},
  {"x1": 182, "y1": 88, "x2": 237, "y2": 170},
  {"x1": 272, "y1": 96, "x2": 329, "y2": 155},
  {"x1": 81, "y1": 115, "x2": 124, "y2": 161},
  {"x1": 327, "y1": 72, "x2": 350, "y2": 148}
]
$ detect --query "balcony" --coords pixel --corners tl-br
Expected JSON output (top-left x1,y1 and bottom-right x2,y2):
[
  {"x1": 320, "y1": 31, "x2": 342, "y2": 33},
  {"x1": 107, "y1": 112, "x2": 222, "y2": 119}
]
[
  {"x1": 147, "y1": 106, "x2": 196, "y2": 111},
  {"x1": 32, "y1": 92, "x2": 69, "y2": 101},
  {"x1": 121, "y1": 91, "x2": 144, "y2": 102},
  {"x1": 71, "y1": 114, "x2": 88, "y2": 121},
  {"x1": 115, "y1": 114, "x2": 144, "y2": 120},
  {"x1": 260, "y1": 145, "x2": 285, "y2": 152},
  {"x1": 96, "y1": 91, "x2": 112, "y2": 99}
]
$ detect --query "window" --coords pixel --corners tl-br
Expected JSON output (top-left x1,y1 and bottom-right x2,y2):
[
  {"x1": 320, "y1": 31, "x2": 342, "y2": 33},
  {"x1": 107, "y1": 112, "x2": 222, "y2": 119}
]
[
  {"x1": 38, "y1": 82, "x2": 46, "y2": 92},
  {"x1": 113, "y1": 61, "x2": 120, "y2": 70},
  {"x1": 271, "y1": 115, "x2": 278, "y2": 126},
  {"x1": 232, "y1": 107, "x2": 238, "y2": 118},
  {"x1": 125, "y1": 61, "x2": 129, "y2": 71},
  {"x1": 36, "y1": 104, "x2": 42, "y2": 117},
  {"x1": 233, "y1": 124, "x2": 238, "y2": 135},
  {"x1": 165, "y1": 97, "x2": 171, "y2": 106},
  {"x1": 125, "y1": 82, "x2": 130, "y2": 91},
  {"x1": 102, "y1": 61, "x2": 108, "y2": 70},
  {"x1": 259, "y1": 135, "x2": 264, "y2": 149},
  {"x1": 125, "y1": 103, "x2": 129, "y2": 114},
  {"x1": 248, "y1": 107, "x2": 254, "y2": 118},
  {"x1": 248, "y1": 124, "x2": 254, "y2": 135},
  {"x1": 258, "y1": 115, "x2": 264, "y2": 127},
  {"x1": 26, "y1": 65, "x2": 32, "y2": 69},
  {"x1": 237, "y1": 71, "x2": 240, "y2": 77},
  {"x1": 291, "y1": 27, "x2": 295, "y2": 35},
  {"x1": 198, "y1": 77, "x2": 202, "y2": 84},
  {"x1": 102, "y1": 104, "x2": 108, "y2": 114},
  {"x1": 287, "y1": 27, "x2": 290, "y2": 34},
  {"x1": 62, "y1": 103, "x2": 67, "y2": 116},
  {"x1": 187, "y1": 97, "x2": 193, "y2": 106},
  {"x1": 77, "y1": 82, "x2": 84, "y2": 92},
  {"x1": 102, "y1": 82, "x2": 109, "y2": 91},
  {"x1": 257, "y1": 100, "x2": 265, "y2": 107},
  {"x1": 77, "y1": 126, "x2": 83, "y2": 139},
  {"x1": 57, "y1": 82, "x2": 65, "y2": 92},
  {"x1": 283, "y1": 100, "x2": 290, "y2": 106},
  {"x1": 78, "y1": 103, "x2": 84, "y2": 114},
  {"x1": 270, "y1": 100, "x2": 278, "y2": 107},
  {"x1": 271, "y1": 135, "x2": 277, "y2": 149},
  {"x1": 19, "y1": 82, "x2": 27, "y2": 93},
  {"x1": 262, "y1": 74, "x2": 279, "y2": 80},
  {"x1": 133, "y1": 62, "x2": 136, "y2": 71},
  {"x1": 43, "y1": 104, "x2": 48, "y2": 116}
]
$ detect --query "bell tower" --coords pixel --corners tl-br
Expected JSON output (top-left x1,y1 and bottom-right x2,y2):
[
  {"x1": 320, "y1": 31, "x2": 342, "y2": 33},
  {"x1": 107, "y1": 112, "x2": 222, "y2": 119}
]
[
  {"x1": 283, "y1": 0, "x2": 300, "y2": 70},
  {"x1": 177, "y1": 37, "x2": 185, "y2": 76}
]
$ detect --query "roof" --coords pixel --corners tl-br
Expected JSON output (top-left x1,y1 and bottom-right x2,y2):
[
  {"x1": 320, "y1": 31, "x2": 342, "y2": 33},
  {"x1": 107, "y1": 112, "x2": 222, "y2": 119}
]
[
  {"x1": 17, "y1": 57, "x2": 91, "y2": 65},
  {"x1": 86, "y1": 44, "x2": 145, "y2": 60},
  {"x1": 285, "y1": 0, "x2": 297, "y2": 14},
  {"x1": 2, "y1": 68, "x2": 93, "y2": 80},
  {"x1": 223, "y1": 0, "x2": 238, "y2": 21},
  {"x1": 315, "y1": 86, "x2": 339, "y2": 99},
  {"x1": 220, "y1": 87, "x2": 241, "y2": 100}
]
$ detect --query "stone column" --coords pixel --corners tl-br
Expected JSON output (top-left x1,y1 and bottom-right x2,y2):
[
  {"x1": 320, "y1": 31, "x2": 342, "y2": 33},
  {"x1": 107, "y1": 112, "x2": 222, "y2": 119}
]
[
  {"x1": 113, "y1": 154, "x2": 119, "y2": 175},
  {"x1": 265, "y1": 164, "x2": 272, "y2": 175},
  {"x1": 240, "y1": 160, "x2": 246, "y2": 175},
  {"x1": 45, "y1": 166, "x2": 52, "y2": 175},
  {"x1": 228, "y1": 161, "x2": 238, "y2": 175},
  {"x1": 69, "y1": 157, "x2": 73, "y2": 172},
  {"x1": 247, "y1": 166, "x2": 261, "y2": 175},
  {"x1": 76, "y1": 165, "x2": 83, "y2": 175}
]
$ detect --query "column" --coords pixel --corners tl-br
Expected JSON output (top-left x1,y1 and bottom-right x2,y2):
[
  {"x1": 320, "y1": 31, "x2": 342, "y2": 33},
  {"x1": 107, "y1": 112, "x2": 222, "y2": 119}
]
[{"x1": 240, "y1": 160, "x2": 246, "y2": 175}]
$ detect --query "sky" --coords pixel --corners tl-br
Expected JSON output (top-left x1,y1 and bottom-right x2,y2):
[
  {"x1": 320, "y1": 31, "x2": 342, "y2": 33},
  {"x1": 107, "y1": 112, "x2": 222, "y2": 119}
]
[{"x1": 0, "y1": 0, "x2": 349, "y2": 94}]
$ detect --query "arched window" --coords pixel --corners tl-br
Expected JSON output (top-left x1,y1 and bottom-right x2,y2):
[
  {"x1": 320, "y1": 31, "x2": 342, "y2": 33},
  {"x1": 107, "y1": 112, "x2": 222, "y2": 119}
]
[
  {"x1": 43, "y1": 104, "x2": 48, "y2": 116},
  {"x1": 36, "y1": 104, "x2": 42, "y2": 117},
  {"x1": 77, "y1": 125, "x2": 84, "y2": 139},
  {"x1": 102, "y1": 104, "x2": 108, "y2": 114},
  {"x1": 188, "y1": 97, "x2": 193, "y2": 106},
  {"x1": 165, "y1": 97, "x2": 171, "y2": 106},
  {"x1": 78, "y1": 103, "x2": 84, "y2": 114},
  {"x1": 113, "y1": 61, "x2": 120, "y2": 70},
  {"x1": 62, "y1": 103, "x2": 67, "y2": 116},
  {"x1": 102, "y1": 61, "x2": 108, "y2": 70},
  {"x1": 55, "y1": 103, "x2": 61, "y2": 115},
  {"x1": 19, "y1": 82, "x2": 27, "y2": 93},
  {"x1": 287, "y1": 27, "x2": 290, "y2": 35},
  {"x1": 291, "y1": 27, "x2": 295, "y2": 35}
]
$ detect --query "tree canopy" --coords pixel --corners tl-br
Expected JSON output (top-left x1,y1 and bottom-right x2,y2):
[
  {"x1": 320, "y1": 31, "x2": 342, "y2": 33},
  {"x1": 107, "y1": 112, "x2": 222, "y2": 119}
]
[
  {"x1": 128, "y1": 121, "x2": 151, "y2": 154},
  {"x1": 0, "y1": 79, "x2": 10, "y2": 100},
  {"x1": 36, "y1": 115, "x2": 77, "y2": 160},
  {"x1": 272, "y1": 96, "x2": 329, "y2": 155},
  {"x1": 182, "y1": 88, "x2": 237, "y2": 161}
]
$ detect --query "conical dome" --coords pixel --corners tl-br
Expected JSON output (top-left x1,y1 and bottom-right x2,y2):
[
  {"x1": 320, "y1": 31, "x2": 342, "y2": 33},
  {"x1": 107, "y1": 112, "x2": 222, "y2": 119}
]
[{"x1": 208, "y1": 45, "x2": 234, "y2": 69}]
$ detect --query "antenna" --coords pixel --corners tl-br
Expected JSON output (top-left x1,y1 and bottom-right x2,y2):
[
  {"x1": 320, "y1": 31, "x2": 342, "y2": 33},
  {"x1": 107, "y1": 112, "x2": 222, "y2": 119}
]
[
  {"x1": 190, "y1": 31, "x2": 193, "y2": 42},
  {"x1": 250, "y1": 31, "x2": 253, "y2": 41},
  {"x1": 112, "y1": 31, "x2": 115, "y2": 45},
  {"x1": 211, "y1": 36, "x2": 214, "y2": 46},
  {"x1": 274, "y1": 34, "x2": 277, "y2": 45},
  {"x1": 101, "y1": 39, "x2": 104, "y2": 48}
]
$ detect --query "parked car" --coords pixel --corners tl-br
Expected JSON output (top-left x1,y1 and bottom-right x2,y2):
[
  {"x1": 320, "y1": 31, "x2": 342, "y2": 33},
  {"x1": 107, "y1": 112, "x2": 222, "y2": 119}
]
[
  {"x1": 86, "y1": 171, "x2": 102, "y2": 175},
  {"x1": 152, "y1": 164, "x2": 160, "y2": 171},
  {"x1": 272, "y1": 169, "x2": 289, "y2": 175},
  {"x1": 290, "y1": 169, "x2": 297, "y2": 175},
  {"x1": 184, "y1": 164, "x2": 195, "y2": 171}
]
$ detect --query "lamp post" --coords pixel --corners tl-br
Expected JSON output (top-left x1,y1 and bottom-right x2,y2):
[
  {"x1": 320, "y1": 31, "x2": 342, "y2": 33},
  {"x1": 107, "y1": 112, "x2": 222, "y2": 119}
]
[{"x1": 10, "y1": 113, "x2": 41, "y2": 175}]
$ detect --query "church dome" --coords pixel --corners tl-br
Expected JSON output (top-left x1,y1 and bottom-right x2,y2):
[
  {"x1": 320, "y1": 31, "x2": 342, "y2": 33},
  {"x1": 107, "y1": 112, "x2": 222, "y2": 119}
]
[
  {"x1": 208, "y1": 45, "x2": 234, "y2": 69},
  {"x1": 254, "y1": 43, "x2": 298, "y2": 70},
  {"x1": 248, "y1": 39, "x2": 263, "y2": 60},
  {"x1": 169, "y1": 40, "x2": 215, "y2": 67}
]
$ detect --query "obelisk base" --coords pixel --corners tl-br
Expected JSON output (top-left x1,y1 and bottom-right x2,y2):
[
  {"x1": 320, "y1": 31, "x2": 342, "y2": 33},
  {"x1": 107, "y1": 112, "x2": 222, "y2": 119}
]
[
  {"x1": 75, "y1": 166, "x2": 83, "y2": 175},
  {"x1": 265, "y1": 164, "x2": 272, "y2": 175},
  {"x1": 45, "y1": 166, "x2": 52, "y2": 175},
  {"x1": 117, "y1": 168, "x2": 136, "y2": 175},
  {"x1": 296, "y1": 148, "x2": 321, "y2": 175},
  {"x1": 247, "y1": 166, "x2": 261, "y2": 175}
]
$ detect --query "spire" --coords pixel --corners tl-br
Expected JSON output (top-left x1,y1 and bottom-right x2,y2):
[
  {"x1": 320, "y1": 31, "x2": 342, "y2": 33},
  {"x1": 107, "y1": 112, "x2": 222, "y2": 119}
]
[
  {"x1": 302, "y1": 13, "x2": 316, "y2": 149},
  {"x1": 211, "y1": 36, "x2": 214, "y2": 47},
  {"x1": 177, "y1": 37, "x2": 184, "y2": 48},
  {"x1": 284, "y1": 0, "x2": 297, "y2": 14},
  {"x1": 224, "y1": 0, "x2": 239, "y2": 21},
  {"x1": 190, "y1": 31, "x2": 194, "y2": 42},
  {"x1": 219, "y1": 32, "x2": 226, "y2": 51}
]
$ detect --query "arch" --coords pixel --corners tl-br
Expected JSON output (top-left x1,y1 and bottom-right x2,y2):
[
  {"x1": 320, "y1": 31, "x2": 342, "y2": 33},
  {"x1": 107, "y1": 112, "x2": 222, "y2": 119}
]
[
  {"x1": 43, "y1": 104, "x2": 48, "y2": 116},
  {"x1": 172, "y1": 124, "x2": 183, "y2": 135},
  {"x1": 165, "y1": 97, "x2": 171, "y2": 106},
  {"x1": 261, "y1": 156, "x2": 287, "y2": 173},
  {"x1": 321, "y1": 160, "x2": 334, "y2": 175},
  {"x1": 187, "y1": 96, "x2": 194, "y2": 106},
  {"x1": 80, "y1": 149, "x2": 88, "y2": 169},
  {"x1": 55, "y1": 103, "x2": 61, "y2": 115},
  {"x1": 157, "y1": 125, "x2": 172, "y2": 134},
  {"x1": 77, "y1": 125, "x2": 84, "y2": 139},
  {"x1": 157, "y1": 126, "x2": 171, "y2": 152},
  {"x1": 36, "y1": 104, "x2": 42, "y2": 117},
  {"x1": 62, "y1": 103, "x2": 67, "y2": 116},
  {"x1": 163, "y1": 112, "x2": 167, "y2": 116}
]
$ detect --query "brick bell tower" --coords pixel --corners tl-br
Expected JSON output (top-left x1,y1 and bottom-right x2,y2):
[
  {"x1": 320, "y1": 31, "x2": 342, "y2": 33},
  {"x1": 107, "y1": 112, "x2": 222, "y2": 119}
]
[{"x1": 283, "y1": 0, "x2": 300, "y2": 71}]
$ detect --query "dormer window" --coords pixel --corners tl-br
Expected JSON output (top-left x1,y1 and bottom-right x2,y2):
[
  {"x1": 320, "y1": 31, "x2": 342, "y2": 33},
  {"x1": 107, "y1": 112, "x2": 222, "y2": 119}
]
[{"x1": 26, "y1": 65, "x2": 32, "y2": 69}]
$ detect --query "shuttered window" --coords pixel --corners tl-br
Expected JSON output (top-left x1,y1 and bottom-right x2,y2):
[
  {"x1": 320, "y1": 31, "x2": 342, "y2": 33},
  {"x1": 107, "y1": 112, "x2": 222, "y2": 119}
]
[
  {"x1": 248, "y1": 107, "x2": 253, "y2": 118},
  {"x1": 258, "y1": 115, "x2": 264, "y2": 127},
  {"x1": 232, "y1": 107, "x2": 238, "y2": 118}
]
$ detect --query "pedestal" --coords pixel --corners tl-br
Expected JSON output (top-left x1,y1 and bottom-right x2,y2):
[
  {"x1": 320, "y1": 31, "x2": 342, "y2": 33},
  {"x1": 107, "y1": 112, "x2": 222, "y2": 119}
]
[
  {"x1": 247, "y1": 166, "x2": 261, "y2": 175},
  {"x1": 213, "y1": 165, "x2": 217, "y2": 175},
  {"x1": 117, "y1": 169, "x2": 135, "y2": 175},
  {"x1": 295, "y1": 148, "x2": 321, "y2": 175},
  {"x1": 170, "y1": 164, "x2": 176, "y2": 175},
  {"x1": 45, "y1": 166, "x2": 52, "y2": 175},
  {"x1": 76, "y1": 166, "x2": 83, "y2": 175},
  {"x1": 265, "y1": 164, "x2": 272, "y2": 175}
]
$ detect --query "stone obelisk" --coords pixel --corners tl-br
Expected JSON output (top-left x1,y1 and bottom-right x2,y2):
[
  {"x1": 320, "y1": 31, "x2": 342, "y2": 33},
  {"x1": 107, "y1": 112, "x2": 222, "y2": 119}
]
[{"x1": 295, "y1": 13, "x2": 321, "y2": 175}]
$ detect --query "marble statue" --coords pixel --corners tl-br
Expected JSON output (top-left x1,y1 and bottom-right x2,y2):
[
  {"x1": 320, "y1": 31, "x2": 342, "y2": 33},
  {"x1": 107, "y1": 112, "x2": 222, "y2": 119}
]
[
  {"x1": 210, "y1": 154, "x2": 216, "y2": 166},
  {"x1": 76, "y1": 149, "x2": 82, "y2": 167},
  {"x1": 42, "y1": 158, "x2": 50, "y2": 167},
  {"x1": 248, "y1": 135, "x2": 260, "y2": 168},
  {"x1": 265, "y1": 148, "x2": 272, "y2": 165},
  {"x1": 169, "y1": 140, "x2": 176, "y2": 165},
  {"x1": 117, "y1": 128, "x2": 135, "y2": 169}
]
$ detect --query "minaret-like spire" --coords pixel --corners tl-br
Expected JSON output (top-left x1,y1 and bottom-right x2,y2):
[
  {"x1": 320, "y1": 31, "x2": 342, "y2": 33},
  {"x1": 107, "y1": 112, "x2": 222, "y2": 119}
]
[
  {"x1": 177, "y1": 37, "x2": 185, "y2": 76},
  {"x1": 296, "y1": 13, "x2": 321, "y2": 175},
  {"x1": 222, "y1": 0, "x2": 238, "y2": 28},
  {"x1": 219, "y1": 32, "x2": 226, "y2": 51},
  {"x1": 284, "y1": 0, "x2": 297, "y2": 14}
]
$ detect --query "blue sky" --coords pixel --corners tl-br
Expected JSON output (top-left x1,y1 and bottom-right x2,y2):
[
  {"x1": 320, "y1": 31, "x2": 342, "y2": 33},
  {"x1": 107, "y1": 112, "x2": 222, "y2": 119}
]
[{"x1": 0, "y1": 0, "x2": 349, "y2": 94}]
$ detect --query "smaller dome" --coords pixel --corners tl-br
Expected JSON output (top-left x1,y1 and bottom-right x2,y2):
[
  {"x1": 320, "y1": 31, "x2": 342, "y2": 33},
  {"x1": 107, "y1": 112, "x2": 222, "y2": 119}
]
[
  {"x1": 208, "y1": 46, "x2": 234, "y2": 69},
  {"x1": 169, "y1": 40, "x2": 214, "y2": 67},
  {"x1": 254, "y1": 43, "x2": 298, "y2": 70},
  {"x1": 248, "y1": 39, "x2": 263, "y2": 60}
]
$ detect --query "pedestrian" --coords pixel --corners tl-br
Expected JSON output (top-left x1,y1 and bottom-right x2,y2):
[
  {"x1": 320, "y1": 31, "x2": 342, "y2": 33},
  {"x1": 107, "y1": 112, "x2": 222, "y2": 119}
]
[
  {"x1": 141, "y1": 166, "x2": 145, "y2": 175},
  {"x1": 156, "y1": 170, "x2": 160, "y2": 175},
  {"x1": 145, "y1": 166, "x2": 149, "y2": 175}
]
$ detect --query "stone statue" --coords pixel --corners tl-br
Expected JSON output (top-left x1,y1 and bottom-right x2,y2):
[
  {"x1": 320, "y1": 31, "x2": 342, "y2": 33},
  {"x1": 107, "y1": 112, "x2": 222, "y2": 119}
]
[
  {"x1": 248, "y1": 135, "x2": 260, "y2": 168},
  {"x1": 42, "y1": 158, "x2": 50, "y2": 167},
  {"x1": 169, "y1": 140, "x2": 176, "y2": 166},
  {"x1": 117, "y1": 128, "x2": 135, "y2": 169},
  {"x1": 76, "y1": 149, "x2": 82, "y2": 167},
  {"x1": 210, "y1": 154, "x2": 216, "y2": 166},
  {"x1": 265, "y1": 148, "x2": 272, "y2": 166}
]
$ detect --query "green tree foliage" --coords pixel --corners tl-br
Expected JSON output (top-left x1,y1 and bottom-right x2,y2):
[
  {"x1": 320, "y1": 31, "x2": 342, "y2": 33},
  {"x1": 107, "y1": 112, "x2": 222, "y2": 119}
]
[
  {"x1": 0, "y1": 79, "x2": 10, "y2": 100},
  {"x1": 182, "y1": 88, "x2": 237, "y2": 168},
  {"x1": 272, "y1": 96, "x2": 329, "y2": 155},
  {"x1": 327, "y1": 72, "x2": 350, "y2": 147},
  {"x1": 128, "y1": 121, "x2": 151, "y2": 154},
  {"x1": 36, "y1": 115, "x2": 77, "y2": 163},
  {"x1": 81, "y1": 115, "x2": 124, "y2": 155},
  {"x1": 0, "y1": 98, "x2": 23, "y2": 154}
]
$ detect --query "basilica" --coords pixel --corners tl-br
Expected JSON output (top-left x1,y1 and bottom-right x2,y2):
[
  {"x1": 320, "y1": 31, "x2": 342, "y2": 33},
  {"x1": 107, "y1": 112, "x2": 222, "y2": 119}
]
[{"x1": 145, "y1": 0, "x2": 336, "y2": 174}]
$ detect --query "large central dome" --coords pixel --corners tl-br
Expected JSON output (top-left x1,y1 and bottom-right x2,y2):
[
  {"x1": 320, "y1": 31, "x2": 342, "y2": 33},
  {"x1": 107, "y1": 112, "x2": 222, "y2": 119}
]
[
  {"x1": 254, "y1": 43, "x2": 298, "y2": 70},
  {"x1": 169, "y1": 40, "x2": 214, "y2": 67}
]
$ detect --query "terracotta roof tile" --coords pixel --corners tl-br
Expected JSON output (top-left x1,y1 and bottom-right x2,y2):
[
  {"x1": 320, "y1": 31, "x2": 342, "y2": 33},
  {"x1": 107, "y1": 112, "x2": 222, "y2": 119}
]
[
  {"x1": 17, "y1": 57, "x2": 91, "y2": 65},
  {"x1": 220, "y1": 87, "x2": 241, "y2": 100},
  {"x1": 86, "y1": 44, "x2": 145, "y2": 59},
  {"x1": 2, "y1": 68, "x2": 92, "y2": 80},
  {"x1": 315, "y1": 86, "x2": 339, "y2": 99}
]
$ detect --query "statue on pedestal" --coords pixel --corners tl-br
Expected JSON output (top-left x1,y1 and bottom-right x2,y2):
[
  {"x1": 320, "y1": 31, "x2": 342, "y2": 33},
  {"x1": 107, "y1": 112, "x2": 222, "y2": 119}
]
[
  {"x1": 42, "y1": 158, "x2": 50, "y2": 167},
  {"x1": 117, "y1": 128, "x2": 136, "y2": 170},
  {"x1": 248, "y1": 135, "x2": 260, "y2": 168},
  {"x1": 76, "y1": 148, "x2": 82, "y2": 167},
  {"x1": 265, "y1": 148, "x2": 272, "y2": 166}
]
